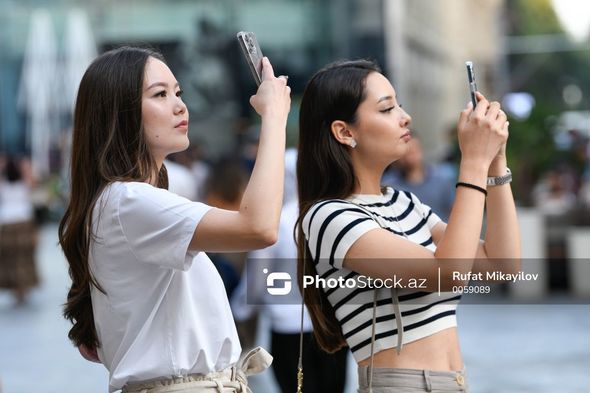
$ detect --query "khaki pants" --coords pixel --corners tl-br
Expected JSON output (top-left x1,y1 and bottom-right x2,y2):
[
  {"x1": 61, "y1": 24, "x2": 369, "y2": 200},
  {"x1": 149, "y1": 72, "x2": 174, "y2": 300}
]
[
  {"x1": 123, "y1": 347, "x2": 272, "y2": 393},
  {"x1": 358, "y1": 366, "x2": 469, "y2": 393}
]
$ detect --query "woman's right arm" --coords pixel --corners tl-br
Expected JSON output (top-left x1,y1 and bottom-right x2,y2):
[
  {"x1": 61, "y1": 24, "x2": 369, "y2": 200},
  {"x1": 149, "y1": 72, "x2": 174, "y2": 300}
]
[
  {"x1": 190, "y1": 58, "x2": 291, "y2": 252},
  {"x1": 344, "y1": 95, "x2": 508, "y2": 290}
]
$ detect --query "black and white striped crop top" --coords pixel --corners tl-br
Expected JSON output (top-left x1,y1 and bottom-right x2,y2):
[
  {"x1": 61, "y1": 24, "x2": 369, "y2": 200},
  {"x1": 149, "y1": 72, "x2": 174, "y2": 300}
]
[{"x1": 302, "y1": 187, "x2": 461, "y2": 362}]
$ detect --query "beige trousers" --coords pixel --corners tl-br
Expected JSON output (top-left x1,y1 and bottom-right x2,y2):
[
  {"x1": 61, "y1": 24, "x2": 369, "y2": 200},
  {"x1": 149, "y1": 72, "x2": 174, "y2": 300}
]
[
  {"x1": 122, "y1": 347, "x2": 272, "y2": 393},
  {"x1": 357, "y1": 366, "x2": 469, "y2": 393}
]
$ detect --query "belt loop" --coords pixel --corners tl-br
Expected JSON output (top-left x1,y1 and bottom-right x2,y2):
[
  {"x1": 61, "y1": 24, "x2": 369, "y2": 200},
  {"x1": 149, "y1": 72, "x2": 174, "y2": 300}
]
[{"x1": 423, "y1": 370, "x2": 432, "y2": 392}]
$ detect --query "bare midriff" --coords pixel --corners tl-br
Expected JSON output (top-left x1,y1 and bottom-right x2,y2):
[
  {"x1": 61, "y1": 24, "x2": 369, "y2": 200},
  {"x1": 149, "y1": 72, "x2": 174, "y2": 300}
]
[{"x1": 357, "y1": 327, "x2": 464, "y2": 371}]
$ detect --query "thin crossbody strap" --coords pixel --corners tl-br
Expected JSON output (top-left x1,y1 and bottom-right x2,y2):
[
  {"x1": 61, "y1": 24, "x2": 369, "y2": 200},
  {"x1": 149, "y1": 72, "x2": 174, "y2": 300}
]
[
  {"x1": 297, "y1": 244, "x2": 307, "y2": 393},
  {"x1": 368, "y1": 289, "x2": 378, "y2": 392}
]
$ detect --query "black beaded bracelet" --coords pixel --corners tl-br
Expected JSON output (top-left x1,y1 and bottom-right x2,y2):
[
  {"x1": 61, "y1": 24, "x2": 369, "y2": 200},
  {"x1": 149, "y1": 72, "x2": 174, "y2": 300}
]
[{"x1": 456, "y1": 182, "x2": 488, "y2": 197}]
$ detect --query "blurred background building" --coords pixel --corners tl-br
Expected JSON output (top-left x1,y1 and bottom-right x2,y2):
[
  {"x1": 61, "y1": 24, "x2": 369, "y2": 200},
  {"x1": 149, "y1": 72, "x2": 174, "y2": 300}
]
[{"x1": 0, "y1": 0, "x2": 506, "y2": 167}]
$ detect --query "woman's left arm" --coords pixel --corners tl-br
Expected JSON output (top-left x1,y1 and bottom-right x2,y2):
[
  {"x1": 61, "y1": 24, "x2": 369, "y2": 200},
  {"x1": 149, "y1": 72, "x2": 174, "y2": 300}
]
[
  {"x1": 478, "y1": 151, "x2": 521, "y2": 267},
  {"x1": 432, "y1": 148, "x2": 521, "y2": 274}
]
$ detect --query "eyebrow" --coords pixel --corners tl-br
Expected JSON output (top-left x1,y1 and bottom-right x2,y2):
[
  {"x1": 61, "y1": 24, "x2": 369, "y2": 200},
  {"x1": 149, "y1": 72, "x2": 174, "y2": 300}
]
[
  {"x1": 377, "y1": 95, "x2": 394, "y2": 103},
  {"x1": 146, "y1": 81, "x2": 180, "y2": 90}
]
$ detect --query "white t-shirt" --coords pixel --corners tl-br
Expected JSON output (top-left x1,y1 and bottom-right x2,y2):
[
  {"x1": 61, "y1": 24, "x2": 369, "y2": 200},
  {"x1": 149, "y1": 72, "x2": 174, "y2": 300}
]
[{"x1": 89, "y1": 181, "x2": 241, "y2": 392}]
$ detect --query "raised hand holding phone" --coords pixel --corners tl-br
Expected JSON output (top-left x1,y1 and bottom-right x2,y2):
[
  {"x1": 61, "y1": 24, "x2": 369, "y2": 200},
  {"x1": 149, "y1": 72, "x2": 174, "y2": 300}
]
[
  {"x1": 249, "y1": 57, "x2": 291, "y2": 120},
  {"x1": 457, "y1": 90, "x2": 509, "y2": 172},
  {"x1": 463, "y1": 61, "x2": 509, "y2": 165},
  {"x1": 237, "y1": 31, "x2": 290, "y2": 118}
]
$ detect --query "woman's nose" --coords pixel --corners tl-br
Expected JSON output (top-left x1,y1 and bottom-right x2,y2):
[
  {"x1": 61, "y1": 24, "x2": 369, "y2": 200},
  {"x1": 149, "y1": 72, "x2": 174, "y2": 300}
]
[
  {"x1": 401, "y1": 109, "x2": 412, "y2": 127},
  {"x1": 174, "y1": 97, "x2": 187, "y2": 114}
]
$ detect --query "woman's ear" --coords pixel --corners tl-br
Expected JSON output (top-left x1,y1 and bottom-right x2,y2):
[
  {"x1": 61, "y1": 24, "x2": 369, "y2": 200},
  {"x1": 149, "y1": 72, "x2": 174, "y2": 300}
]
[{"x1": 330, "y1": 120, "x2": 356, "y2": 148}]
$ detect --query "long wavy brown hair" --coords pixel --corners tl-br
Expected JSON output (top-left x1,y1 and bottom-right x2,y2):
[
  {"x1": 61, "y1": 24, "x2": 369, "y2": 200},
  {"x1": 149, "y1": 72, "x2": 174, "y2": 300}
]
[
  {"x1": 296, "y1": 60, "x2": 381, "y2": 353},
  {"x1": 59, "y1": 47, "x2": 168, "y2": 349}
]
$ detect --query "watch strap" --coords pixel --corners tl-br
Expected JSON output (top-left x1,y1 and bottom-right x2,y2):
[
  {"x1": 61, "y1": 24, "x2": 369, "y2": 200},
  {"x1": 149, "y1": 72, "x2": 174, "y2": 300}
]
[{"x1": 487, "y1": 167, "x2": 512, "y2": 186}]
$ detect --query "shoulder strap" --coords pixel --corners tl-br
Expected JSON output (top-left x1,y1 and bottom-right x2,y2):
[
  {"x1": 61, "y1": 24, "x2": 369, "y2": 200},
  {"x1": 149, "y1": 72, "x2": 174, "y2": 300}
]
[{"x1": 346, "y1": 200, "x2": 404, "y2": 393}]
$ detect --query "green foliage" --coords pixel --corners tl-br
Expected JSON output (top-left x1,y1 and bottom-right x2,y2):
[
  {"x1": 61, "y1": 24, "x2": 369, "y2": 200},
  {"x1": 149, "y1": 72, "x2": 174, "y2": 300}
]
[
  {"x1": 508, "y1": 0, "x2": 563, "y2": 35},
  {"x1": 505, "y1": 0, "x2": 590, "y2": 203},
  {"x1": 507, "y1": 103, "x2": 559, "y2": 176}
]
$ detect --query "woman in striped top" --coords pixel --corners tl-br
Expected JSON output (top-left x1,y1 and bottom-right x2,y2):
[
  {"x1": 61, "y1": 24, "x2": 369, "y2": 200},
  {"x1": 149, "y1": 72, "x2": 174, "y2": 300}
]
[{"x1": 296, "y1": 60, "x2": 520, "y2": 392}]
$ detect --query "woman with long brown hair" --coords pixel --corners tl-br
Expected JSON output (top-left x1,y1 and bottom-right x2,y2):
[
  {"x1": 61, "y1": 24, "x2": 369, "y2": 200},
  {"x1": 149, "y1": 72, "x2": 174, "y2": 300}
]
[
  {"x1": 59, "y1": 46, "x2": 290, "y2": 392},
  {"x1": 296, "y1": 60, "x2": 520, "y2": 392}
]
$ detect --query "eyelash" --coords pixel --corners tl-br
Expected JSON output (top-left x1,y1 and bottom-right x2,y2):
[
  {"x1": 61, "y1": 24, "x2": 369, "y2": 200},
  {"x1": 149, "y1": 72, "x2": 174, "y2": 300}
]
[{"x1": 380, "y1": 104, "x2": 402, "y2": 113}]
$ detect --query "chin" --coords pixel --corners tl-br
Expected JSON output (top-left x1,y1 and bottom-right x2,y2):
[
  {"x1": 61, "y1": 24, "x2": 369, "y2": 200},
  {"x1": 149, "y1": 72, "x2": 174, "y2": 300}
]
[
  {"x1": 388, "y1": 143, "x2": 409, "y2": 158},
  {"x1": 398, "y1": 142, "x2": 411, "y2": 156}
]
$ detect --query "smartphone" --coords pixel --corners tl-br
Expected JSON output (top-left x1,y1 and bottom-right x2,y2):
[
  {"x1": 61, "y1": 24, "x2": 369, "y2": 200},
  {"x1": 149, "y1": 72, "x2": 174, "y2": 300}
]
[
  {"x1": 237, "y1": 31, "x2": 264, "y2": 86},
  {"x1": 465, "y1": 61, "x2": 478, "y2": 108}
]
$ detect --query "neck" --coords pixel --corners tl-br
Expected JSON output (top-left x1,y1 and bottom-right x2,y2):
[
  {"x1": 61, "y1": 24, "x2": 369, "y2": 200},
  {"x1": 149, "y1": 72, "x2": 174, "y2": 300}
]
[{"x1": 351, "y1": 159, "x2": 387, "y2": 195}]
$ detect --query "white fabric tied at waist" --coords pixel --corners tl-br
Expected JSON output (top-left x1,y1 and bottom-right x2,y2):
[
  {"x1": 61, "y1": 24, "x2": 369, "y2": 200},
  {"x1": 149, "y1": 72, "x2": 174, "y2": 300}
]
[{"x1": 122, "y1": 347, "x2": 273, "y2": 393}]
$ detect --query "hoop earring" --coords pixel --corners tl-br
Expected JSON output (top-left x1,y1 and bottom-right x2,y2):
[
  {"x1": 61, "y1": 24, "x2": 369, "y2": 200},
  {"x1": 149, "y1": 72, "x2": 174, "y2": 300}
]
[{"x1": 350, "y1": 140, "x2": 357, "y2": 148}]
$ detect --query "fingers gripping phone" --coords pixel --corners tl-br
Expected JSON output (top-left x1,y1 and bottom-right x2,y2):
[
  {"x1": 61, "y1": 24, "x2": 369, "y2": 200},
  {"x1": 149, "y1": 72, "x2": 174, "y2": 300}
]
[
  {"x1": 465, "y1": 61, "x2": 478, "y2": 108},
  {"x1": 237, "y1": 31, "x2": 264, "y2": 86}
]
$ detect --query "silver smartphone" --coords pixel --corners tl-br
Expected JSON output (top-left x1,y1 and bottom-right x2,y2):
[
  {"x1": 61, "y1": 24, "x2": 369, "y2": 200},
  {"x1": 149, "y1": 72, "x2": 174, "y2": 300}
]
[
  {"x1": 237, "y1": 31, "x2": 264, "y2": 86},
  {"x1": 465, "y1": 61, "x2": 478, "y2": 108}
]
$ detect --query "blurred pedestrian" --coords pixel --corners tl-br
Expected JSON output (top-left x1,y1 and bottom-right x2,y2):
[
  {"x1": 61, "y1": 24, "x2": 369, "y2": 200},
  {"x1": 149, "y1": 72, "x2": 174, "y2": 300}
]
[
  {"x1": 164, "y1": 158, "x2": 197, "y2": 200},
  {"x1": 169, "y1": 144, "x2": 210, "y2": 201},
  {"x1": 382, "y1": 134, "x2": 455, "y2": 221},
  {"x1": 296, "y1": 60, "x2": 520, "y2": 393},
  {"x1": 203, "y1": 158, "x2": 249, "y2": 299},
  {"x1": 532, "y1": 168, "x2": 577, "y2": 216},
  {"x1": 0, "y1": 155, "x2": 39, "y2": 306},
  {"x1": 59, "y1": 47, "x2": 290, "y2": 392},
  {"x1": 254, "y1": 148, "x2": 349, "y2": 393}
]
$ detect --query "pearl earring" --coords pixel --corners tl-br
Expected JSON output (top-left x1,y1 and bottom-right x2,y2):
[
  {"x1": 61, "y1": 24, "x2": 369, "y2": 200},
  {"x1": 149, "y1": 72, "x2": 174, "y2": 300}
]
[{"x1": 350, "y1": 139, "x2": 357, "y2": 148}]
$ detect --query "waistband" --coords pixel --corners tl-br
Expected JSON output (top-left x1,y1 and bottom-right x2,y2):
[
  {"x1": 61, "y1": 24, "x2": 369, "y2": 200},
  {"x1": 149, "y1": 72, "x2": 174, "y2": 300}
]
[
  {"x1": 358, "y1": 366, "x2": 468, "y2": 392},
  {"x1": 122, "y1": 347, "x2": 272, "y2": 393}
]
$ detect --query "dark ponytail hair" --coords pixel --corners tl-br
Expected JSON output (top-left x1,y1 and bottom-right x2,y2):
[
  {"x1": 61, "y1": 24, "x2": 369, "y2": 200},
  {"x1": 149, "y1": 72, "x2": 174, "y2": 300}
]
[
  {"x1": 296, "y1": 60, "x2": 381, "y2": 352},
  {"x1": 59, "y1": 46, "x2": 168, "y2": 349}
]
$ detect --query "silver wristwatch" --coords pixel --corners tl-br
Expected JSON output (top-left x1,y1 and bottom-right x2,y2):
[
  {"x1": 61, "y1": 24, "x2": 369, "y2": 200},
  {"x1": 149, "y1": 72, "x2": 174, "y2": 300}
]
[{"x1": 487, "y1": 167, "x2": 512, "y2": 186}]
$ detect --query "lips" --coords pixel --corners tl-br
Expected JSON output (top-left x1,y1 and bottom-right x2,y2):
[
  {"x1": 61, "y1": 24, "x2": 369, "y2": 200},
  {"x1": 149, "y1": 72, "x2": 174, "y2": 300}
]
[
  {"x1": 175, "y1": 120, "x2": 188, "y2": 128},
  {"x1": 401, "y1": 130, "x2": 411, "y2": 139}
]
